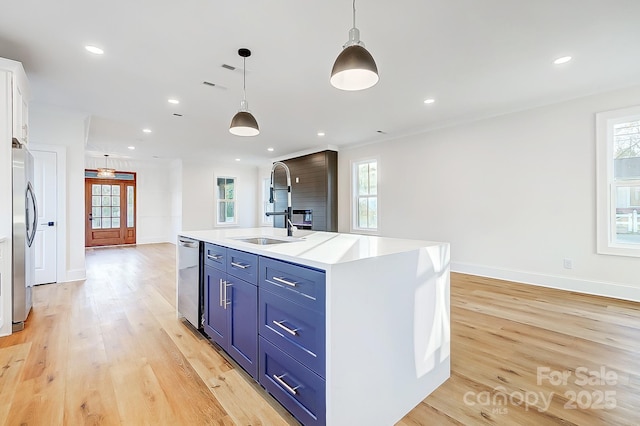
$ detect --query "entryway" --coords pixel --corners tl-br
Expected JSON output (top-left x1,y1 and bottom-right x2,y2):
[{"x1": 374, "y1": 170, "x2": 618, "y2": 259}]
[{"x1": 84, "y1": 171, "x2": 137, "y2": 247}]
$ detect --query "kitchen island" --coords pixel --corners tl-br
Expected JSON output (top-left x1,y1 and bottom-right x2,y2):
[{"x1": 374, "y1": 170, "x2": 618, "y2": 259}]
[{"x1": 178, "y1": 228, "x2": 450, "y2": 425}]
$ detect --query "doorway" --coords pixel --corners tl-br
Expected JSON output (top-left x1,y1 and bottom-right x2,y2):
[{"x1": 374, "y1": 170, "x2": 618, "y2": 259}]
[
  {"x1": 32, "y1": 149, "x2": 58, "y2": 284},
  {"x1": 85, "y1": 172, "x2": 137, "y2": 247}
]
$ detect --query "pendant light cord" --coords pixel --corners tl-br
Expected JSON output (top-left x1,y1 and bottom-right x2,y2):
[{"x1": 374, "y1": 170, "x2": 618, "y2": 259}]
[
  {"x1": 243, "y1": 57, "x2": 247, "y2": 102},
  {"x1": 352, "y1": 0, "x2": 356, "y2": 28}
]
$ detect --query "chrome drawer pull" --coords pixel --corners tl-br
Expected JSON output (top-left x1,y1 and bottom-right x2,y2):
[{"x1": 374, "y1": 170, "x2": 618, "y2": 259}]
[
  {"x1": 231, "y1": 261, "x2": 249, "y2": 269},
  {"x1": 207, "y1": 254, "x2": 222, "y2": 260},
  {"x1": 219, "y1": 279, "x2": 224, "y2": 307},
  {"x1": 272, "y1": 276, "x2": 297, "y2": 287},
  {"x1": 272, "y1": 320, "x2": 299, "y2": 336},
  {"x1": 273, "y1": 374, "x2": 299, "y2": 395}
]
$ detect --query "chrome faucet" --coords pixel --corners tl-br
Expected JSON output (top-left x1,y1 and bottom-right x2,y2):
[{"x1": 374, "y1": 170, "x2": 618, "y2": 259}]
[{"x1": 265, "y1": 161, "x2": 294, "y2": 236}]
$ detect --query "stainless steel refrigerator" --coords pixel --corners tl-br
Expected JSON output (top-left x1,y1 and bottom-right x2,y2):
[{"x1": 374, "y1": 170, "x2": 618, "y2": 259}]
[{"x1": 12, "y1": 139, "x2": 38, "y2": 332}]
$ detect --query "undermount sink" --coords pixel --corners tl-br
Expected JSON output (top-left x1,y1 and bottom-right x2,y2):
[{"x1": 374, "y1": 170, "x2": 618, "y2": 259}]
[{"x1": 231, "y1": 236, "x2": 303, "y2": 245}]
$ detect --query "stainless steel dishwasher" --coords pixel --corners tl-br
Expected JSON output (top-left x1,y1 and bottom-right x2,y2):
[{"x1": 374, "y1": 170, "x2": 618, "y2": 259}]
[{"x1": 177, "y1": 236, "x2": 202, "y2": 329}]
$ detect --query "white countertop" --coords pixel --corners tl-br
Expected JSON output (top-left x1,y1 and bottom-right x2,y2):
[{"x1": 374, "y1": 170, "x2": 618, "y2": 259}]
[{"x1": 179, "y1": 227, "x2": 446, "y2": 269}]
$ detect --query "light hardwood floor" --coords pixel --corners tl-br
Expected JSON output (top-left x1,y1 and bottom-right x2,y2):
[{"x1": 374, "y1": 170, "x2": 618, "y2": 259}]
[{"x1": 0, "y1": 243, "x2": 638, "y2": 425}]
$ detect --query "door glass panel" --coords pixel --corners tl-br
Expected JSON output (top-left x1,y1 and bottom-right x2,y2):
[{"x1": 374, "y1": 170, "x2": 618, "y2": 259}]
[
  {"x1": 92, "y1": 207, "x2": 101, "y2": 217},
  {"x1": 112, "y1": 196, "x2": 120, "y2": 206},
  {"x1": 112, "y1": 218, "x2": 121, "y2": 228},
  {"x1": 92, "y1": 184, "x2": 101, "y2": 195},
  {"x1": 102, "y1": 218, "x2": 112, "y2": 228},
  {"x1": 102, "y1": 207, "x2": 112, "y2": 217},
  {"x1": 92, "y1": 196, "x2": 102, "y2": 206},
  {"x1": 112, "y1": 207, "x2": 120, "y2": 218},
  {"x1": 93, "y1": 218, "x2": 102, "y2": 229},
  {"x1": 102, "y1": 185, "x2": 111, "y2": 195},
  {"x1": 127, "y1": 186, "x2": 134, "y2": 227},
  {"x1": 102, "y1": 195, "x2": 111, "y2": 206},
  {"x1": 112, "y1": 185, "x2": 120, "y2": 195}
]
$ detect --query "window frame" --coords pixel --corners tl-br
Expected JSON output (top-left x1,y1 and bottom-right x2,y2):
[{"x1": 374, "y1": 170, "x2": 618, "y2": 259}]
[
  {"x1": 216, "y1": 176, "x2": 237, "y2": 226},
  {"x1": 351, "y1": 157, "x2": 379, "y2": 234},
  {"x1": 596, "y1": 106, "x2": 640, "y2": 257}
]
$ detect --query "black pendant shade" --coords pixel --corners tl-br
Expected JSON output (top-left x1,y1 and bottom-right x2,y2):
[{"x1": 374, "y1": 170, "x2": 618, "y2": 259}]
[{"x1": 229, "y1": 48, "x2": 260, "y2": 136}]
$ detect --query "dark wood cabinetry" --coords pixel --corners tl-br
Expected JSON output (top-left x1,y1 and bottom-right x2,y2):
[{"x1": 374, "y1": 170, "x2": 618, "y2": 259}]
[{"x1": 272, "y1": 150, "x2": 338, "y2": 232}]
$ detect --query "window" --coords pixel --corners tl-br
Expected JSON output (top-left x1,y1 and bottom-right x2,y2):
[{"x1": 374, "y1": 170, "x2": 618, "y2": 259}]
[
  {"x1": 262, "y1": 177, "x2": 274, "y2": 225},
  {"x1": 596, "y1": 106, "x2": 640, "y2": 256},
  {"x1": 217, "y1": 177, "x2": 236, "y2": 224},
  {"x1": 353, "y1": 159, "x2": 378, "y2": 231}
]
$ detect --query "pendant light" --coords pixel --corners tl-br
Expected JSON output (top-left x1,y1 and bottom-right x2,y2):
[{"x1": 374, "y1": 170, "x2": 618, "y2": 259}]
[
  {"x1": 330, "y1": 0, "x2": 379, "y2": 91},
  {"x1": 229, "y1": 48, "x2": 260, "y2": 136},
  {"x1": 97, "y1": 154, "x2": 115, "y2": 178}
]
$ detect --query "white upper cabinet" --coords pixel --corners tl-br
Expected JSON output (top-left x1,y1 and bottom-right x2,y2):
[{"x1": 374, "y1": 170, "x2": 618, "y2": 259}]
[{"x1": 0, "y1": 58, "x2": 30, "y2": 145}]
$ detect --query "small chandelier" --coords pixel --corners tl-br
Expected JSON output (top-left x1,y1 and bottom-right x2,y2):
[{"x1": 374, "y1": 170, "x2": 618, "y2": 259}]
[
  {"x1": 229, "y1": 48, "x2": 260, "y2": 136},
  {"x1": 330, "y1": 0, "x2": 379, "y2": 91},
  {"x1": 97, "y1": 154, "x2": 116, "y2": 178}
]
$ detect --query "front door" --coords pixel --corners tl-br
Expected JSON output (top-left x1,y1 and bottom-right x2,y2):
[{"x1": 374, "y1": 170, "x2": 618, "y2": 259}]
[{"x1": 85, "y1": 173, "x2": 137, "y2": 247}]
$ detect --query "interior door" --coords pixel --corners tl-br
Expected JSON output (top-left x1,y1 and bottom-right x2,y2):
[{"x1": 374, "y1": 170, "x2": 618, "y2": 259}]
[
  {"x1": 32, "y1": 149, "x2": 57, "y2": 284},
  {"x1": 85, "y1": 176, "x2": 137, "y2": 247}
]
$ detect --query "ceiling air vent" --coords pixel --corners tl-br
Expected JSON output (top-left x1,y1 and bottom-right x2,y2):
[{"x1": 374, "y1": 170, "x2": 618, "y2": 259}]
[
  {"x1": 202, "y1": 81, "x2": 227, "y2": 90},
  {"x1": 221, "y1": 64, "x2": 236, "y2": 71}
]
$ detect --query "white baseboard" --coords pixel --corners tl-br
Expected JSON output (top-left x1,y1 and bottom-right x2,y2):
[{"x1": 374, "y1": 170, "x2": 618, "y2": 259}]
[
  {"x1": 136, "y1": 238, "x2": 171, "y2": 245},
  {"x1": 65, "y1": 268, "x2": 86, "y2": 282},
  {"x1": 451, "y1": 262, "x2": 640, "y2": 303}
]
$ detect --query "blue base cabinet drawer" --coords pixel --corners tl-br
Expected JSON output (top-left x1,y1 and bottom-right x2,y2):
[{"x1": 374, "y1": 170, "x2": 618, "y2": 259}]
[
  {"x1": 227, "y1": 248, "x2": 258, "y2": 284},
  {"x1": 259, "y1": 337, "x2": 325, "y2": 426},
  {"x1": 259, "y1": 289, "x2": 325, "y2": 378},
  {"x1": 259, "y1": 257, "x2": 325, "y2": 312},
  {"x1": 204, "y1": 243, "x2": 226, "y2": 270}
]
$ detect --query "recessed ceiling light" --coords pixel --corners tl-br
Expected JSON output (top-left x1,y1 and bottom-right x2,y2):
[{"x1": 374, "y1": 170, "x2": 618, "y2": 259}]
[
  {"x1": 142, "y1": 128, "x2": 152, "y2": 133},
  {"x1": 235, "y1": 158, "x2": 241, "y2": 162},
  {"x1": 85, "y1": 45, "x2": 104, "y2": 55},
  {"x1": 317, "y1": 132, "x2": 325, "y2": 137},
  {"x1": 128, "y1": 146, "x2": 135, "y2": 150},
  {"x1": 267, "y1": 147, "x2": 274, "y2": 152},
  {"x1": 168, "y1": 99, "x2": 180, "y2": 104},
  {"x1": 424, "y1": 98, "x2": 435, "y2": 104},
  {"x1": 553, "y1": 56, "x2": 572, "y2": 65}
]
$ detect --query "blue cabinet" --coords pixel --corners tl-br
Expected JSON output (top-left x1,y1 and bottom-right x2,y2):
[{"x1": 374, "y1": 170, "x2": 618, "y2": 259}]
[
  {"x1": 259, "y1": 337, "x2": 326, "y2": 426},
  {"x1": 259, "y1": 287, "x2": 325, "y2": 377},
  {"x1": 202, "y1": 243, "x2": 327, "y2": 425},
  {"x1": 204, "y1": 265, "x2": 228, "y2": 346},
  {"x1": 203, "y1": 243, "x2": 258, "y2": 379},
  {"x1": 258, "y1": 256, "x2": 326, "y2": 426}
]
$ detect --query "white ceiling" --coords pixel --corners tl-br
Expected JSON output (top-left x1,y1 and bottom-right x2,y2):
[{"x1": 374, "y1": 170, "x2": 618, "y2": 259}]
[{"x1": 2, "y1": 0, "x2": 640, "y2": 165}]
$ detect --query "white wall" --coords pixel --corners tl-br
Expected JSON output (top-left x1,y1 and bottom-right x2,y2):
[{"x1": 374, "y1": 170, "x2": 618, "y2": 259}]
[
  {"x1": 338, "y1": 85, "x2": 640, "y2": 301},
  {"x1": 180, "y1": 159, "x2": 259, "y2": 232},
  {"x1": 30, "y1": 104, "x2": 88, "y2": 282},
  {"x1": 169, "y1": 159, "x2": 182, "y2": 244}
]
